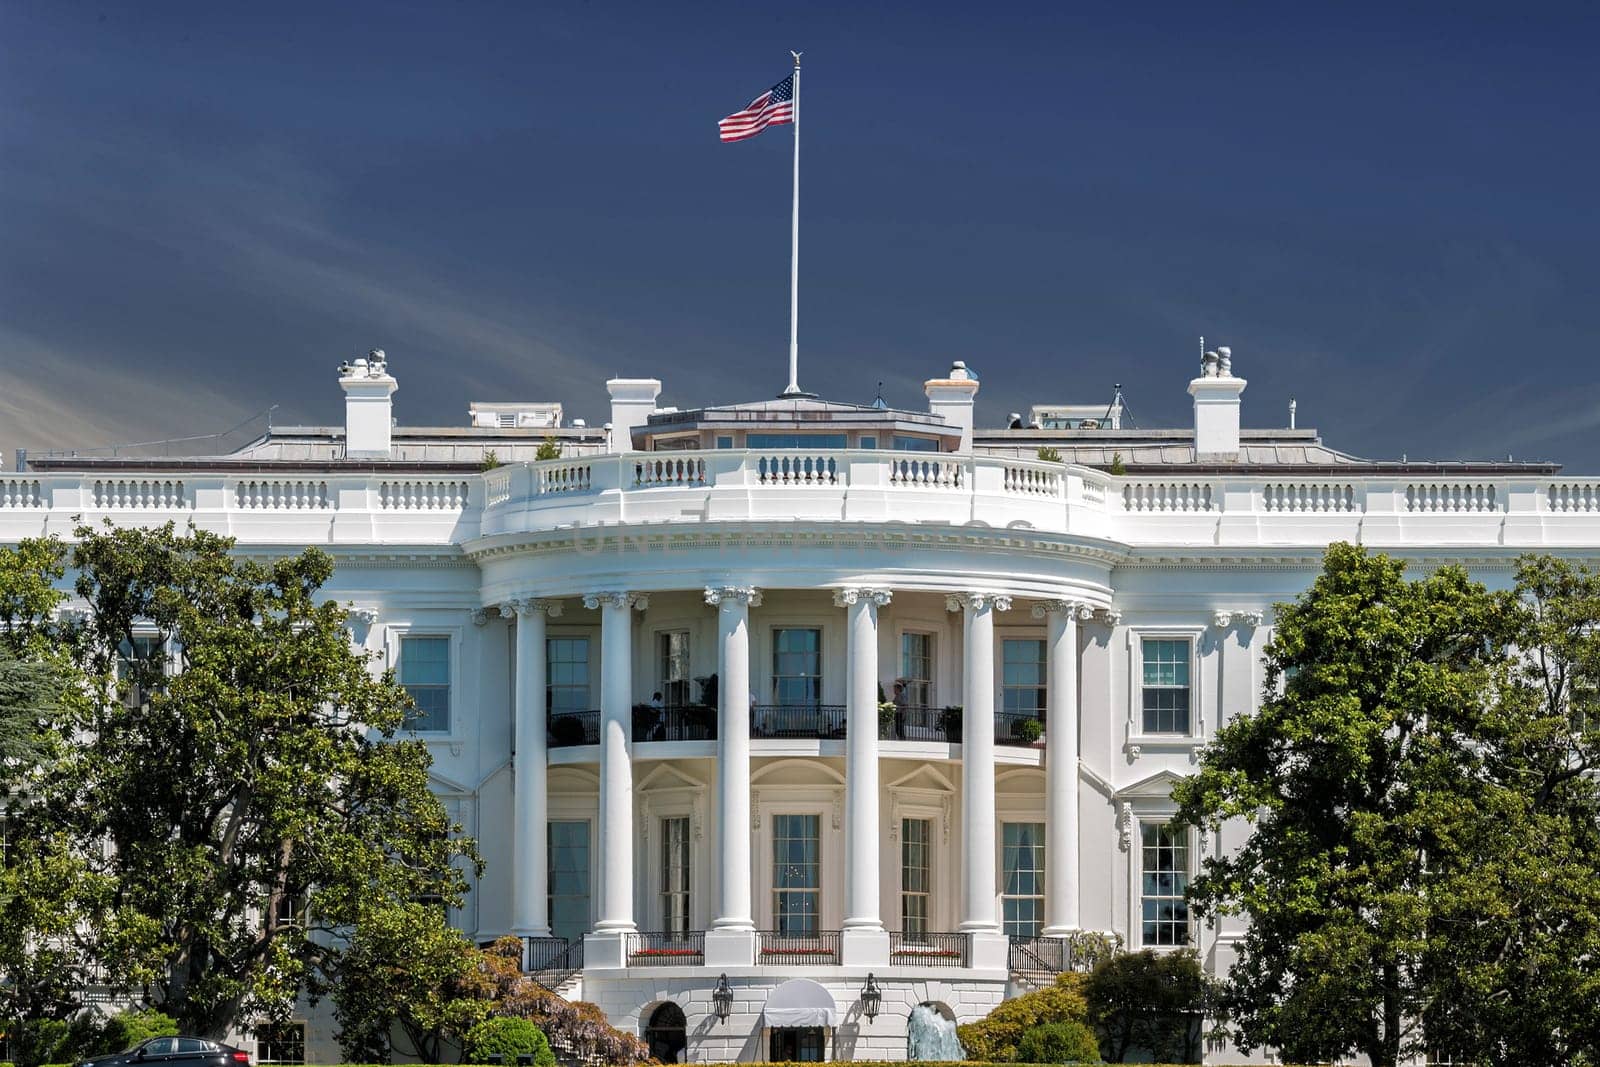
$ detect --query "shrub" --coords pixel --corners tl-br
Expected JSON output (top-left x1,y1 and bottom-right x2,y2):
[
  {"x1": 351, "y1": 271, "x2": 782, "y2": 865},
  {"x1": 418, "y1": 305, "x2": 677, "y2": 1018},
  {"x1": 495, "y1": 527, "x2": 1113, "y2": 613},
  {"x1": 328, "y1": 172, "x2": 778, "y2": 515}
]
[
  {"x1": 99, "y1": 1010, "x2": 179, "y2": 1054},
  {"x1": 1015, "y1": 1020, "x2": 1102, "y2": 1063},
  {"x1": 1084, "y1": 949, "x2": 1208, "y2": 1063},
  {"x1": 462, "y1": 1017, "x2": 555, "y2": 1067},
  {"x1": 1108, "y1": 452, "x2": 1126, "y2": 476},
  {"x1": 956, "y1": 973, "x2": 1089, "y2": 1062},
  {"x1": 535, "y1": 438, "x2": 562, "y2": 461},
  {"x1": 1037, "y1": 446, "x2": 1062, "y2": 463}
]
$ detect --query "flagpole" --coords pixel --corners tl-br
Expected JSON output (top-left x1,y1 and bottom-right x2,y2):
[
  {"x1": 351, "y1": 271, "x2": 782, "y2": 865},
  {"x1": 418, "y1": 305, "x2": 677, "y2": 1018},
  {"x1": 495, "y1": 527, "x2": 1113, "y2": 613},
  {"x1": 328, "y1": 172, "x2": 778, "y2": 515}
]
[{"x1": 783, "y1": 50, "x2": 804, "y2": 396}]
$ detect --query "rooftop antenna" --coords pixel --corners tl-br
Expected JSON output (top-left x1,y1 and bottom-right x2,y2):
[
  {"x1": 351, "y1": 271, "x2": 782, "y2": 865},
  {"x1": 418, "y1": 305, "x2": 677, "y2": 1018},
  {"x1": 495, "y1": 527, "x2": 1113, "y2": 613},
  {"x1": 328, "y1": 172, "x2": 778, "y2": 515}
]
[{"x1": 1289, "y1": 397, "x2": 1297, "y2": 430}]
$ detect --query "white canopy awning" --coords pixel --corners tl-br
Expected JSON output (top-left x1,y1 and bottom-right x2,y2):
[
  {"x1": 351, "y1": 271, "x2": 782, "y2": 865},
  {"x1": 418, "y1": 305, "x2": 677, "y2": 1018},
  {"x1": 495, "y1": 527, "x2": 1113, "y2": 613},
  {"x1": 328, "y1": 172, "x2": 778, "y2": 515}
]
[{"x1": 762, "y1": 978, "x2": 838, "y2": 1028}]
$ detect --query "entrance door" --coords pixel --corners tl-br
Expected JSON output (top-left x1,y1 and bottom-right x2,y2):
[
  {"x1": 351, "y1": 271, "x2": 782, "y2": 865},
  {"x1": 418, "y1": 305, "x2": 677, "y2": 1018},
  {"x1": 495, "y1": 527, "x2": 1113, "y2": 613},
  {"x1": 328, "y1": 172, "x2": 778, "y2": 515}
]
[{"x1": 768, "y1": 1027, "x2": 826, "y2": 1062}]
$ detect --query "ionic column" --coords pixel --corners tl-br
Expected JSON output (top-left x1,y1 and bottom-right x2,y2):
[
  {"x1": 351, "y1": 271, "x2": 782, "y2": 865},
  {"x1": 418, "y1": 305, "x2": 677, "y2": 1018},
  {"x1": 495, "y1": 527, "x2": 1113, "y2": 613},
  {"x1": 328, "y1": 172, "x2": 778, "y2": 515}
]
[
  {"x1": 1035, "y1": 599, "x2": 1089, "y2": 936},
  {"x1": 585, "y1": 590, "x2": 647, "y2": 935},
  {"x1": 837, "y1": 587, "x2": 891, "y2": 938},
  {"x1": 507, "y1": 597, "x2": 563, "y2": 939},
  {"x1": 949, "y1": 591, "x2": 1011, "y2": 936},
  {"x1": 704, "y1": 586, "x2": 761, "y2": 968}
]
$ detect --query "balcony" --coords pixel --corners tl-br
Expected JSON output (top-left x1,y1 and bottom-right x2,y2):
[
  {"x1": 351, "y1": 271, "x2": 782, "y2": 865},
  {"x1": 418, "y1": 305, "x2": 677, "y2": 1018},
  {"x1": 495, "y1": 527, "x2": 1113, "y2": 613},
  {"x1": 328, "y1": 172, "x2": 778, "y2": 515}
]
[
  {"x1": 994, "y1": 710, "x2": 1045, "y2": 748},
  {"x1": 624, "y1": 930, "x2": 705, "y2": 966},
  {"x1": 757, "y1": 930, "x2": 842, "y2": 965},
  {"x1": 547, "y1": 709, "x2": 600, "y2": 747},
  {"x1": 878, "y1": 706, "x2": 1043, "y2": 747},
  {"x1": 632, "y1": 704, "x2": 717, "y2": 743},
  {"x1": 750, "y1": 704, "x2": 847, "y2": 739},
  {"x1": 889, "y1": 931, "x2": 969, "y2": 968}
]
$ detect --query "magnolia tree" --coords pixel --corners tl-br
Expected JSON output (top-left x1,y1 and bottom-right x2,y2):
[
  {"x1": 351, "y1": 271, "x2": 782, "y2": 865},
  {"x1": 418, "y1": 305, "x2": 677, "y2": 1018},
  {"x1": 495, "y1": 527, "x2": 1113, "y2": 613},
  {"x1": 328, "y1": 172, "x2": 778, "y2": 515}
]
[{"x1": 1176, "y1": 544, "x2": 1600, "y2": 1067}]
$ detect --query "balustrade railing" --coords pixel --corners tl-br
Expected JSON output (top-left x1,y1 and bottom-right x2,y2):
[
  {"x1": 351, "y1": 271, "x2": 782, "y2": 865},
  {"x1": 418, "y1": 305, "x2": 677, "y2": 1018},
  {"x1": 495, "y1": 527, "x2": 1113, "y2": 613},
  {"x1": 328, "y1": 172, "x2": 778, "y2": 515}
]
[
  {"x1": 547, "y1": 709, "x2": 601, "y2": 747},
  {"x1": 995, "y1": 710, "x2": 1044, "y2": 747},
  {"x1": 757, "y1": 930, "x2": 841, "y2": 965},
  {"x1": 379, "y1": 478, "x2": 471, "y2": 510},
  {"x1": 0, "y1": 477, "x2": 42, "y2": 508},
  {"x1": 234, "y1": 479, "x2": 330, "y2": 510},
  {"x1": 94, "y1": 478, "x2": 187, "y2": 509},
  {"x1": 750, "y1": 704, "x2": 847, "y2": 739},
  {"x1": 625, "y1": 931, "x2": 705, "y2": 966},
  {"x1": 889, "y1": 931, "x2": 968, "y2": 967}
]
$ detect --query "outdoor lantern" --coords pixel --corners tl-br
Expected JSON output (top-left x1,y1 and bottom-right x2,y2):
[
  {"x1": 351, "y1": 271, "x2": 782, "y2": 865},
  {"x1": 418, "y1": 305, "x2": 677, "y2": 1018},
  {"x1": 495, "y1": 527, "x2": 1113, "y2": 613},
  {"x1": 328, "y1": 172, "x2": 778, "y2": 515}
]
[
  {"x1": 713, "y1": 973, "x2": 733, "y2": 1022},
  {"x1": 861, "y1": 973, "x2": 882, "y2": 1021}
]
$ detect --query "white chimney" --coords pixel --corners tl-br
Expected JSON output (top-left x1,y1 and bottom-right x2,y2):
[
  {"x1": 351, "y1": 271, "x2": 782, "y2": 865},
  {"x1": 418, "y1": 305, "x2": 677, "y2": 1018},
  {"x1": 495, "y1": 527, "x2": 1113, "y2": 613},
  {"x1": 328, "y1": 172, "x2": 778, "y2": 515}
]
[
  {"x1": 1188, "y1": 345, "x2": 1246, "y2": 460},
  {"x1": 924, "y1": 360, "x2": 980, "y2": 451},
  {"x1": 340, "y1": 349, "x2": 398, "y2": 459},
  {"x1": 606, "y1": 378, "x2": 662, "y2": 453}
]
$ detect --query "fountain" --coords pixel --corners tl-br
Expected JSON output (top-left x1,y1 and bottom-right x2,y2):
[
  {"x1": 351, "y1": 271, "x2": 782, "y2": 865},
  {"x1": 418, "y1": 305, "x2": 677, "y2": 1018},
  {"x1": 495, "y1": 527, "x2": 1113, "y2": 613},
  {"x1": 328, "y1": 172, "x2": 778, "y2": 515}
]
[{"x1": 906, "y1": 1002, "x2": 964, "y2": 1062}]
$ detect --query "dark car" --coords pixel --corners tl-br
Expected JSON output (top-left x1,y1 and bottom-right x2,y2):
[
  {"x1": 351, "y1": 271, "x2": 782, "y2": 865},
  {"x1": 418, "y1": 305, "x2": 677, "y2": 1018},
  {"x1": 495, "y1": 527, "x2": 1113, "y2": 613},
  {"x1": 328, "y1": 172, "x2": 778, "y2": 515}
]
[{"x1": 76, "y1": 1036, "x2": 251, "y2": 1067}]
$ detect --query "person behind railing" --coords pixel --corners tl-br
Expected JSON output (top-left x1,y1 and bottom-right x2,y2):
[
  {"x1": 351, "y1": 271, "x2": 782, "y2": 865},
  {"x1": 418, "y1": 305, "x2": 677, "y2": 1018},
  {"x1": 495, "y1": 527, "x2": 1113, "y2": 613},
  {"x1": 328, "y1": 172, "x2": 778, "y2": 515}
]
[
  {"x1": 648, "y1": 691, "x2": 665, "y2": 741},
  {"x1": 891, "y1": 680, "x2": 908, "y2": 739}
]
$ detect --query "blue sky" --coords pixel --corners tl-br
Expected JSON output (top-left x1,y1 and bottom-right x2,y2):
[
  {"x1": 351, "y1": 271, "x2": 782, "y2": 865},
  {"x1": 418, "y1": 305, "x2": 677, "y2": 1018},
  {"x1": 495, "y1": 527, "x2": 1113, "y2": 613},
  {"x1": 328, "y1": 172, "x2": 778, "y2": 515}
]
[{"x1": 3, "y1": 2, "x2": 1598, "y2": 466}]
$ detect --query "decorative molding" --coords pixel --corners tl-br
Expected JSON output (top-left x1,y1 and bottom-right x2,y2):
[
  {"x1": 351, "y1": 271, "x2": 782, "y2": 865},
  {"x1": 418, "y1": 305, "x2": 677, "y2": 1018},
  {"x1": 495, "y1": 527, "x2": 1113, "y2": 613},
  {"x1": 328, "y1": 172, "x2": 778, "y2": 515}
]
[
  {"x1": 832, "y1": 587, "x2": 892, "y2": 608},
  {"x1": 1117, "y1": 802, "x2": 1134, "y2": 851},
  {"x1": 1096, "y1": 608, "x2": 1122, "y2": 626},
  {"x1": 507, "y1": 597, "x2": 564, "y2": 618},
  {"x1": 704, "y1": 585, "x2": 763, "y2": 608},
  {"x1": 1030, "y1": 598, "x2": 1092, "y2": 620},
  {"x1": 751, "y1": 790, "x2": 762, "y2": 830},
  {"x1": 1126, "y1": 744, "x2": 1142, "y2": 761},
  {"x1": 1212, "y1": 609, "x2": 1263, "y2": 629},
  {"x1": 945, "y1": 591, "x2": 1014, "y2": 613},
  {"x1": 940, "y1": 795, "x2": 953, "y2": 843},
  {"x1": 348, "y1": 606, "x2": 379, "y2": 627},
  {"x1": 471, "y1": 608, "x2": 491, "y2": 626},
  {"x1": 581, "y1": 591, "x2": 649, "y2": 611},
  {"x1": 831, "y1": 793, "x2": 843, "y2": 831}
]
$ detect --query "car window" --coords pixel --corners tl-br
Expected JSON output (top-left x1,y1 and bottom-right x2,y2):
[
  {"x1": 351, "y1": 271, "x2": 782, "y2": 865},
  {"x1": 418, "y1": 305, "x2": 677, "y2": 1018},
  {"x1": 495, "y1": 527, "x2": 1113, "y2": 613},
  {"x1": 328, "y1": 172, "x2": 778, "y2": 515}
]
[
  {"x1": 145, "y1": 1039, "x2": 178, "y2": 1055},
  {"x1": 177, "y1": 1040, "x2": 207, "y2": 1053}
]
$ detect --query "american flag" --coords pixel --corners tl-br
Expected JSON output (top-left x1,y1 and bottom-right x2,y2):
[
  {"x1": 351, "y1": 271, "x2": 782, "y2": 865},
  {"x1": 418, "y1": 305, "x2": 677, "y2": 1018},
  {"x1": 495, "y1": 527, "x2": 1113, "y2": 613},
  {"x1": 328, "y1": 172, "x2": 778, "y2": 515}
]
[{"x1": 718, "y1": 74, "x2": 795, "y2": 142}]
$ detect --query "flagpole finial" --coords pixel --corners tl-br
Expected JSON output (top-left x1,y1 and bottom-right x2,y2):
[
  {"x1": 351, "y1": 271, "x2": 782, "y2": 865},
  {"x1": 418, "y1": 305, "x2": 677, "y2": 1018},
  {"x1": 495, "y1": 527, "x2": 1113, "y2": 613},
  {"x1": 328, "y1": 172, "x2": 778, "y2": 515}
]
[{"x1": 791, "y1": 50, "x2": 802, "y2": 67}]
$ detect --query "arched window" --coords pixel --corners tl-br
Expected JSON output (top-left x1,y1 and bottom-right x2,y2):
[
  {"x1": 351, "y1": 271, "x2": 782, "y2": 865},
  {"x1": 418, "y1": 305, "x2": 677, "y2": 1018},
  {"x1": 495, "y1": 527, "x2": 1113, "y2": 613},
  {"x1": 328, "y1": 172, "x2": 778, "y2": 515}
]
[{"x1": 644, "y1": 1002, "x2": 687, "y2": 1064}]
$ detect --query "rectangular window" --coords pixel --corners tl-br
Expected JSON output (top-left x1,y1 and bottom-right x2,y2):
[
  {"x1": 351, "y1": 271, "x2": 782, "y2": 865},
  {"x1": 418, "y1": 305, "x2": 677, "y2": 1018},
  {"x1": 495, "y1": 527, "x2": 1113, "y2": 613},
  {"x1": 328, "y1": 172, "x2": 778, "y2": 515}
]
[
  {"x1": 747, "y1": 433, "x2": 848, "y2": 449},
  {"x1": 1002, "y1": 821, "x2": 1046, "y2": 937},
  {"x1": 901, "y1": 818, "x2": 931, "y2": 937},
  {"x1": 1002, "y1": 639, "x2": 1047, "y2": 716},
  {"x1": 772, "y1": 628, "x2": 822, "y2": 706},
  {"x1": 900, "y1": 633, "x2": 934, "y2": 708},
  {"x1": 256, "y1": 1024, "x2": 306, "y2": 1066},
  {"x1": 657, "y1": 631, "x2": 691, "y2": 709},
  {"x1": 1141, "y1": 822, "x2": 1191, "y2": 946},
  {"x1": 400, "y1": 636, "x2": 450, "y2": 732},
  {"x1": 116, "y1": 634, "x2": 166, "y2": 707},
  {"x1": 859, "y1": 435, "x2": 878, "y2": 450},
  {"x1": 772, "y1": 813, "x2": 820, "y2": 936},
  {"x1": 547, "y1": 637, "x2": 591, "y2": 713},
  {"x1": 716, "y1": 435, "x2": 735, "y2": 450},
  {"x1": 892, "y1": 435, "x2": 939, "y2": 452},
  {"x1": 548, "y1": 820, "x2": 591, "y2": 943},
  {"x1": 661, "y1": 816, "x2": 691, "y2": 936},
  {"x1": 1142, "y1": 638, "x2": 1192, "y2": 734}
]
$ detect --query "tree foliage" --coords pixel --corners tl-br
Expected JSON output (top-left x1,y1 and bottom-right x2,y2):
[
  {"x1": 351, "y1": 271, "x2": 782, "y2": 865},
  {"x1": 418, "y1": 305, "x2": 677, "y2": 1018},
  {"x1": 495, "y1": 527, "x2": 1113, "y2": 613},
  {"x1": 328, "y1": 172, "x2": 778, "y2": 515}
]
[
  {"x1": 1082, "y1": 950, "x2": 1207, "y2": 1063},
  {"x1": 956, "y1": 974, "x2": 1089, "y2": 1063},
  {"x1": 1176, "y1": 544, "x2": 1600, "y2": 1067}
]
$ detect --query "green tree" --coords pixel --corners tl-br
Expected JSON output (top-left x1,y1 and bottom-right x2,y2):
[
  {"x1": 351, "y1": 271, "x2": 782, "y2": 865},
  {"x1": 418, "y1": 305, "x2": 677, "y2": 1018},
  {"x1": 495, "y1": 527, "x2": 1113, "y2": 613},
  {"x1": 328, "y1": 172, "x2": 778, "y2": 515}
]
[
  {"x1": 0, "y1": 650, "x2": 63, "y2": 773},
  {"x1": 35, "y1": 522, "x2": 478, "y2": 1040},
  {"x1": 1174, "y1": 544, "x2": 1508, "y2": 1067},
  {"x1": 1015, "y1": 1020, "x2": 1101, "y2": 1063},
  {"x1": 1084, "y1": 949, "x2": 1208, "y2": 1063},
  {"x1": 462, "y1": 1017, "x2": 555, "y2": 1067}
]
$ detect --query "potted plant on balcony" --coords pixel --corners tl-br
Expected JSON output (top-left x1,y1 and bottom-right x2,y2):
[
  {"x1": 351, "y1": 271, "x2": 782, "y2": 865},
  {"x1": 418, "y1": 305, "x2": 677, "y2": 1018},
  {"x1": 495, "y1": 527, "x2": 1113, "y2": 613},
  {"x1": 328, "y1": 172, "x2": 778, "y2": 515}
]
[
  {"x1": 878, "y1": 700, "x2": 898, "y2": 736},
  {"x1": 1013, "y1": 716, "x2": 1044, "y2": 745},
  {"x1": 939, "y1": 705, "x2": 963, "y2": 742}
]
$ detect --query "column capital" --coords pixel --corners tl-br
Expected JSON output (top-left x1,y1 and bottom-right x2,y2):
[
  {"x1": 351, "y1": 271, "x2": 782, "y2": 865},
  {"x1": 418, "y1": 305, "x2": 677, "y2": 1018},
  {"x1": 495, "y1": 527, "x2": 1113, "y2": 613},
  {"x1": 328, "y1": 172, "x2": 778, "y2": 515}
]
[
  {"x1": 583, "y1": 591, "x2": 649, "y2": 612},
  {"x1": 833, "y1": 586, "x2": 892, "y2": 608},
  {"x1": 945, "y1": 591, "x2": 1013, "y2": 614},
  {"x1": 704, "y1": 585, "x2": 763, "y2": 608},
  {"x1": 471, "y1": 608, "x2": 491, "y2": 627},
  {"x1": 1096, "y1": 607, "x2": 1123, "y2": 627},
  {"x1": 1031, "y1": 599, "x2": 1095, "y2": 621},
  {"x1": 1213, "y1": 609, "x2": 1264, "y2": 628},
  {"x1": 505, "y1": 597, "x2": 564, "y2": 619}
]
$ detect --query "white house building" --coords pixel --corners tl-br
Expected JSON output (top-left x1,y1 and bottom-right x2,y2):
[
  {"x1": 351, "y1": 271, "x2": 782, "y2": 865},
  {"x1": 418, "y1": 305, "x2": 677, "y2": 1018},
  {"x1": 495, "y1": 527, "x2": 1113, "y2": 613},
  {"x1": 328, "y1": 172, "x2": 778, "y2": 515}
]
[{"x1": 5, "y1": 345, "x2": 1592, "y2": 1064}]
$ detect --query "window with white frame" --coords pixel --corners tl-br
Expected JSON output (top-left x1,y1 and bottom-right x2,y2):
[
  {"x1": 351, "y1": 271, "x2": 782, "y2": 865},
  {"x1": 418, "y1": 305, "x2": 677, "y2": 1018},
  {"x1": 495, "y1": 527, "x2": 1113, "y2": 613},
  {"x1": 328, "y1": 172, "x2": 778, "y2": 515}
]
[
  {"x1": 256, "y1": 1023, "x2": 305, "y2": 1066},
  {"x1": 772, "y1": 813, "x2": 820, "y2": 935},
  {"x1": 900, "y1": 633, "x2": 934, "y2": 707},
  {"x1": 1002, "y1": 639, "x2": 1047, "y2": 716},
  {"x1": 1141, "y1": 637, "x2": 1192, "y2": 734},
  {"x1": 116, "y1": 633, "x2": 166, "y2": 708},
  {"x1": 399, "y1": 635, "x2": 450, "y2": 732},
  {"x1": 661, "y1": 816, "x2": 691, "y2": 936},
  {"x1": 546, "y1": 637, "x2": 591, "y2": 712},
  {"x1": 901, "y1": 817, "x2": 931, "y2": 936},
  {"x1": 657, "y1": 631, "x2": 691, "y2": 709},
  {"x1": 548, "y1": 820, "x2": 591, "y2": 943},
  {"x1": 772, "y1": 628, "x2": 822, "y2": 706},
  {"x1": 1001, "y1": 821, "x2": 1045, "y2": 936},
  {"x1": 1140, "y1": 821, "x2": 1191, "y2": 946}
]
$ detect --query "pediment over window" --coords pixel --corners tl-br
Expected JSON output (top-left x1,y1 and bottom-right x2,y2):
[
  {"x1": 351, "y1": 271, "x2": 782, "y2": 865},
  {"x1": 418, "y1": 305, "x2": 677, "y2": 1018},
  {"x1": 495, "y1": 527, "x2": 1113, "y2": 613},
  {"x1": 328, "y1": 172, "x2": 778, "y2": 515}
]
[{"x1": 1114, "y1": 768, "x2": 1188, "y2": 801}]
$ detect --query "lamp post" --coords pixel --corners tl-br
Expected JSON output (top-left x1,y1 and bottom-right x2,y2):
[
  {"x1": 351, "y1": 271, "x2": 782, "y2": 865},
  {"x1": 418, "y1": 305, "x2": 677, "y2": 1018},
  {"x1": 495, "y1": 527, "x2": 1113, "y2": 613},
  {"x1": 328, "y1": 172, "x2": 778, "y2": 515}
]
[
  {"x1": 713, "y1": 973, "x2": 733, "y2": 1022},
  {"x1": 861, "y1": 973, "x2": 882, "y2": 1022}
]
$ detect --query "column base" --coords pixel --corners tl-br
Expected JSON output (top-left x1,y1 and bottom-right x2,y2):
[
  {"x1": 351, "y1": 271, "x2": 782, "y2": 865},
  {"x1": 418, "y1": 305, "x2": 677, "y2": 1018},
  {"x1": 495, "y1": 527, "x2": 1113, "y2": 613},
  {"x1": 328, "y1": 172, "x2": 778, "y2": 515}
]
[
  {"x1": 839, "y1": 927, "x2": 889, "y2": 967},
  {"x1": 704, "y1": 927, "x2": 756, "y2": 967},
  {"x1": 1040, "y1": 925, "x2": 1081, "y2": 938},
  {"x1": 584, "y1": 930, "x2": 630, "y2": 969},
  {"x1": 966, "y1": 930, "x2": 1011, "y2": 973}
]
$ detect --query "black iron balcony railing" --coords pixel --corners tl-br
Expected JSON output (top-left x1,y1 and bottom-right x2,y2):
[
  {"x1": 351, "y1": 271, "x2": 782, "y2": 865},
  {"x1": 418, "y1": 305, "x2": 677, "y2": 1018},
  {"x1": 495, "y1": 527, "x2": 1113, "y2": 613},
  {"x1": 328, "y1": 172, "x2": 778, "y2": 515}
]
[
  {"x1": 994, "y1": 710, "x2": 1045, "y2": 747},
  {"x1": 1008, "y1": 934, "x2": 1075, "y2": 975},
  {"x1": 625, "y1": 930, "x2": 706, "y2": 966},
  {"x1": 547, "y1": 709, "x2": 601, "y2": 747},
  {"x1": 632, "y1": 704, "x2": 718, "y2": 743},
  {"x1": 750, "y1": 704, "x2": 847, "y2": 739},
  {"x1": 889, "y1": 930, "x2": 969, "y2": 967},
  {"x1": 878, "y1": 705, "x2": 950, "y2": 742},
  {"x1": 757, "y1": 929, "x2": 841, "y2": 965},
  {"x1": 523, "y1": 935, "x2": 585, "y2": 983}
]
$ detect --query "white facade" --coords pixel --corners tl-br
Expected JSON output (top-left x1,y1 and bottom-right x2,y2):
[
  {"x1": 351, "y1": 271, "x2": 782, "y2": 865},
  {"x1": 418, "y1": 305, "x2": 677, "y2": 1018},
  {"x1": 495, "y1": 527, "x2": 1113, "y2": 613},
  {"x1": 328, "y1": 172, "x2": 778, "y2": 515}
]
[{"x1": 7, "y1": 346, "x2": 1596, "y2": 1064}]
